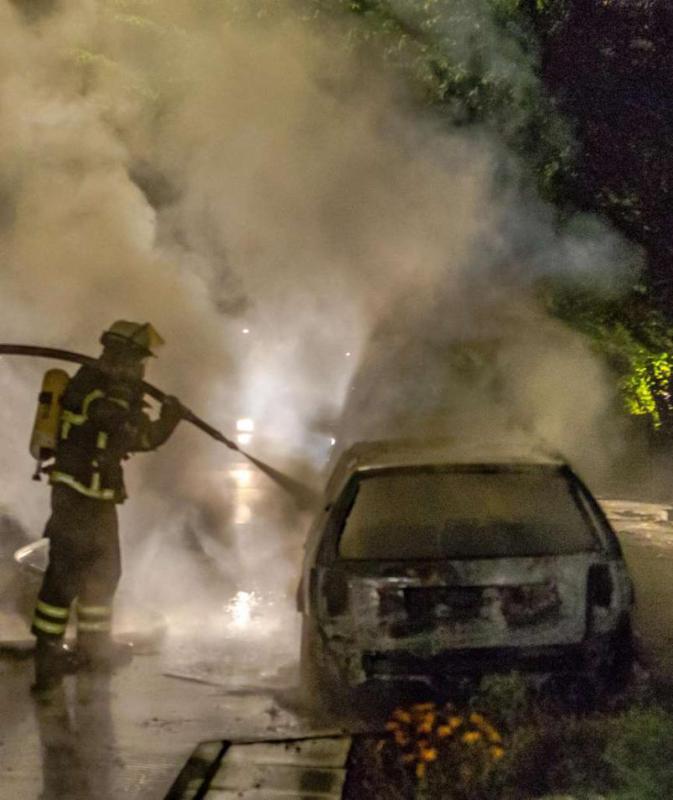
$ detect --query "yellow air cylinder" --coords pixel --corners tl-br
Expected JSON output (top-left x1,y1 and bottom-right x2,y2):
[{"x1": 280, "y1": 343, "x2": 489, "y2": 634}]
[{"x1": 29, "y1": 369, "x2": 70, "y2": 461}]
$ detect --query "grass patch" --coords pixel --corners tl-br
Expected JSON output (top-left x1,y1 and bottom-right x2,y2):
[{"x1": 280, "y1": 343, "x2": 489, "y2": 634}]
[{"x1": 343, "y1": 674, "x2": 673, "y2": 799}]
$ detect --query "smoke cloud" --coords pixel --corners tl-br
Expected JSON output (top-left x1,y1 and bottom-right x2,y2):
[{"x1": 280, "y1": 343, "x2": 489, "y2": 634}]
[{"x1": 0, "y1": 1, "x2": 640, "y2": 638}]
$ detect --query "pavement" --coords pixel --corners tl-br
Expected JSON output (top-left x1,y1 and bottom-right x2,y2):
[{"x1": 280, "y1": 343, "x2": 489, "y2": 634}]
[
  {"x1": 0, "y1": 460, "x2": 323, "y2": 800},
  {"x1": 178, "y1": 736, "x2": 352, "y2": 799},
  {"x1": 0, "y1": 641, "x2": 316, "y2": 799}
]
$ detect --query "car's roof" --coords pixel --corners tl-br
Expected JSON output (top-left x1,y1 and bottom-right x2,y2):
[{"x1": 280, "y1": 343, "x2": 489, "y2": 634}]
[{"x1": 324, "y1": 437, "x2": 566, "y2": 500}]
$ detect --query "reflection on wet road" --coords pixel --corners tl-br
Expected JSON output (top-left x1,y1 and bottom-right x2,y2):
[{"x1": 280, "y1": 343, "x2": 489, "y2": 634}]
[
  {"x1": 33, "y1": 675, "x2": 115, "y2": 800},
  {"x1": 0, "y1": 461, "x2": 313, "y2": 800},
  {"x1": 1, "y1": 647, "x2": 309, "y2": 799}
]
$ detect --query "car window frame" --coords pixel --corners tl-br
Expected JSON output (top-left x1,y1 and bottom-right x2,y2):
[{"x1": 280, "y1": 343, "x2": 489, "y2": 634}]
[
  {"x1": 567, "y1": 469, "x2": 623, "y2": 558},
  {"x1": 319, "y1": 462, "x2": 604, "y2": 564}
]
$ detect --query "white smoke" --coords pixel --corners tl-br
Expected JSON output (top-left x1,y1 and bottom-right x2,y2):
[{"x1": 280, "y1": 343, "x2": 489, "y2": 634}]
[{"x1": 0, "y1": 1, "x2": 640, "y2": 627}]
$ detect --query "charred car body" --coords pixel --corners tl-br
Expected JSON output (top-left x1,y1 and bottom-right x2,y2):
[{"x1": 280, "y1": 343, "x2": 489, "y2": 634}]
[{"x1": 298, "y1": 439, "x2": 634, "y2": 695}]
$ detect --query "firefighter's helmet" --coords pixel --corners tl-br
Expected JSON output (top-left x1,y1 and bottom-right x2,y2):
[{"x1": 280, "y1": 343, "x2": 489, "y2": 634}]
[{"x1": 100, "y1": 321, "x2": 165, "y2": 357}]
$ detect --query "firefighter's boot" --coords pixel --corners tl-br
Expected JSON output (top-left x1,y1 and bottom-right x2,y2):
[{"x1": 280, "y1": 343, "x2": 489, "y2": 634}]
[
  {"x1": 77, "y1": 631, "x2": 133, "y2": 672},
  {"x1": 31, "y1": 635, "x2": 70, "y2": 696}
]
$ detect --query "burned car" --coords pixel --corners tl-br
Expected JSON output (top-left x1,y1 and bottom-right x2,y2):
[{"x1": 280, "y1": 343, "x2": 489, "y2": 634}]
[{"x1": 297, "y1": 439, "x2": 634, "y2": 696}]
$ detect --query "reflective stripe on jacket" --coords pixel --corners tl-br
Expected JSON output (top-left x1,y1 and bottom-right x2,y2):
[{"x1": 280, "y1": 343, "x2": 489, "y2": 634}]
[{"x1": 49, "y1": 364, "x2": 174, "y2": 503}]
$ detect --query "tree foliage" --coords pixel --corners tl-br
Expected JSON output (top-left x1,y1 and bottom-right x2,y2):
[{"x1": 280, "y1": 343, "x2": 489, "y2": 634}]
[
  {"x1": 59, "y1": 0, "x2": 673, "y2": 430},
  {"x1": 331, "y1": 0, "x2": 673, "y2": 431},
  {"x1": 547, "y1": 283, "x2": 673, "y2": 428}
]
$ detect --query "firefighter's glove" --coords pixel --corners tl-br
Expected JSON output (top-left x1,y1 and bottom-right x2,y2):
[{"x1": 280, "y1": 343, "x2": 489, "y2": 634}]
[{"x1": 160, "y1": 395, "x2": 184, "y2": 428}]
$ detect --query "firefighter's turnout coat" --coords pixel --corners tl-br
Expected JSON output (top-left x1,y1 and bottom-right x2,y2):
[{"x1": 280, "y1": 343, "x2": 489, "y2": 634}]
[
  {"x1": 52, "y1": 364, "x2": 177, "y2": 502},
  {"x1": 32, "y1": 364, "x2": 180, "y2": 641}
]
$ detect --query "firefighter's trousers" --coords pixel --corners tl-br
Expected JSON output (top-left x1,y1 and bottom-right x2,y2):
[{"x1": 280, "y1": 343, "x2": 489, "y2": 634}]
[{"x1": 32, "y1": 484, "x2": 120, "y2": 643}]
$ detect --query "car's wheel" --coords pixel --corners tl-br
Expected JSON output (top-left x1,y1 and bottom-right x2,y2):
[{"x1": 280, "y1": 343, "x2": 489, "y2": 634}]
[
  {"x1": 582, "y1": 619, "x2": 634, "y2": 700},
  {"x1": 605, "y1": 620, "x2": 635, "y2": 693}
]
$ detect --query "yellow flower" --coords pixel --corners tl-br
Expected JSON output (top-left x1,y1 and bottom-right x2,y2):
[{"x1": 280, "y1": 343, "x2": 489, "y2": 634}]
[
  {"x1": 437, "y1": 725, "x2": 453, "y2": 738},
  {"x1": 449, "y1": 716, "x2": 463, "y2": 729},
  {"x1": 421, "y1": 747, "x2": 438, "y2": 762},
  {"x1": 416, "y1": 762, "x2": 427, "y2": 780},
  {"x1": 490, "y1": 745, "x2": 505, "y2": 760},
  {"x1": 486, "y1": 728, "x2": 502, "y2": 744},
  {"x1": 461, "y1": 730, "x2": 482, "y2": 745},
  {"x1": 469, "y1": 712, "x2": 486, "y2": 727},
  {"x1": 393, "y1": 709, "x2": 412, "y2": 724}
]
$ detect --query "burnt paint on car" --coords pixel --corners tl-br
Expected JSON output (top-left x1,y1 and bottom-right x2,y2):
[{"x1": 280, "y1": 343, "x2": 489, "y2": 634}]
[{"x1": 299, "y1": 441, "x2": 634, "y2": 689}]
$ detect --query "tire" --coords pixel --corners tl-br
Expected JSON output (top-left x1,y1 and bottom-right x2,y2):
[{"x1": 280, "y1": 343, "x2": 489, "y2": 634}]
[
  {"x1": 606, "y1": 620, "x2": 635, "y2": 693},
  {"x1": 581, "y1": 619, "x2": 634, "y2": 701}
]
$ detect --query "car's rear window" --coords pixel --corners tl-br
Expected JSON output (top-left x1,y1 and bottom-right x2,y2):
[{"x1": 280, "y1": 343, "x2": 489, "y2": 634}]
[{"x1": 338, "y1": 468, "x2": 598, "y2": 560}]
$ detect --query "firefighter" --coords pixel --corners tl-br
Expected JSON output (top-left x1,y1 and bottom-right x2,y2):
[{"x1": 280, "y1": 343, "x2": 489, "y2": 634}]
[{"x1": 30, "y1": 321, "x2": 183, "y2": 694}]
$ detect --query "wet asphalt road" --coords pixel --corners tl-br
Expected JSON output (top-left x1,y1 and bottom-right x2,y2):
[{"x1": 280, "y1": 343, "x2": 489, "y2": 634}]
[
  {"x1": 0, "y1": 460, "x2": 319, "y2": 800},
  {"x1": 2, "y1": 477, "x2": 673, "y2": 799},
  {"x1": 624, "y1": 542, "x2": 673, "y2": 674},
  {"x1": 0, "y1": 639, "x2": 313, "y2": 799},
  {"x1": 618, "y1": 545, "x2": 673, "y2": 675}
]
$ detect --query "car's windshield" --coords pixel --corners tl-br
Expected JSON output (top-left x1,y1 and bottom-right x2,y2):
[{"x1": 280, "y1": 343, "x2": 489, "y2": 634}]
[{"x1": 338, "y1": 467, "x2": 598, "y2": 560}]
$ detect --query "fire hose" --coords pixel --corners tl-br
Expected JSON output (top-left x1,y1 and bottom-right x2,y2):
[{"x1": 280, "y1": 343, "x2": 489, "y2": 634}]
[{"x1": 0, "y1": 344, "x2": 319, "y2": 510}]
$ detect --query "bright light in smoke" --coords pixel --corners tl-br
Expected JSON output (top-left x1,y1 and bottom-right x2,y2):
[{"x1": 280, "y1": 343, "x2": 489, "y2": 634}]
[
  {"x1": 236, "y1": 419, "x2": 254, "y2": 446},
  {"x1": 330, "y1": 437, "x2": 336, "y2": 446},
  {"x1": 231, "y1": 466, "x2": 252, "y2": 487},
  {"x1": 242, "y1": 328, "x2": 250, "y2": 334},
  {"x1": 228, "y1": 590, "x2": 257, "y2": 628}
]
